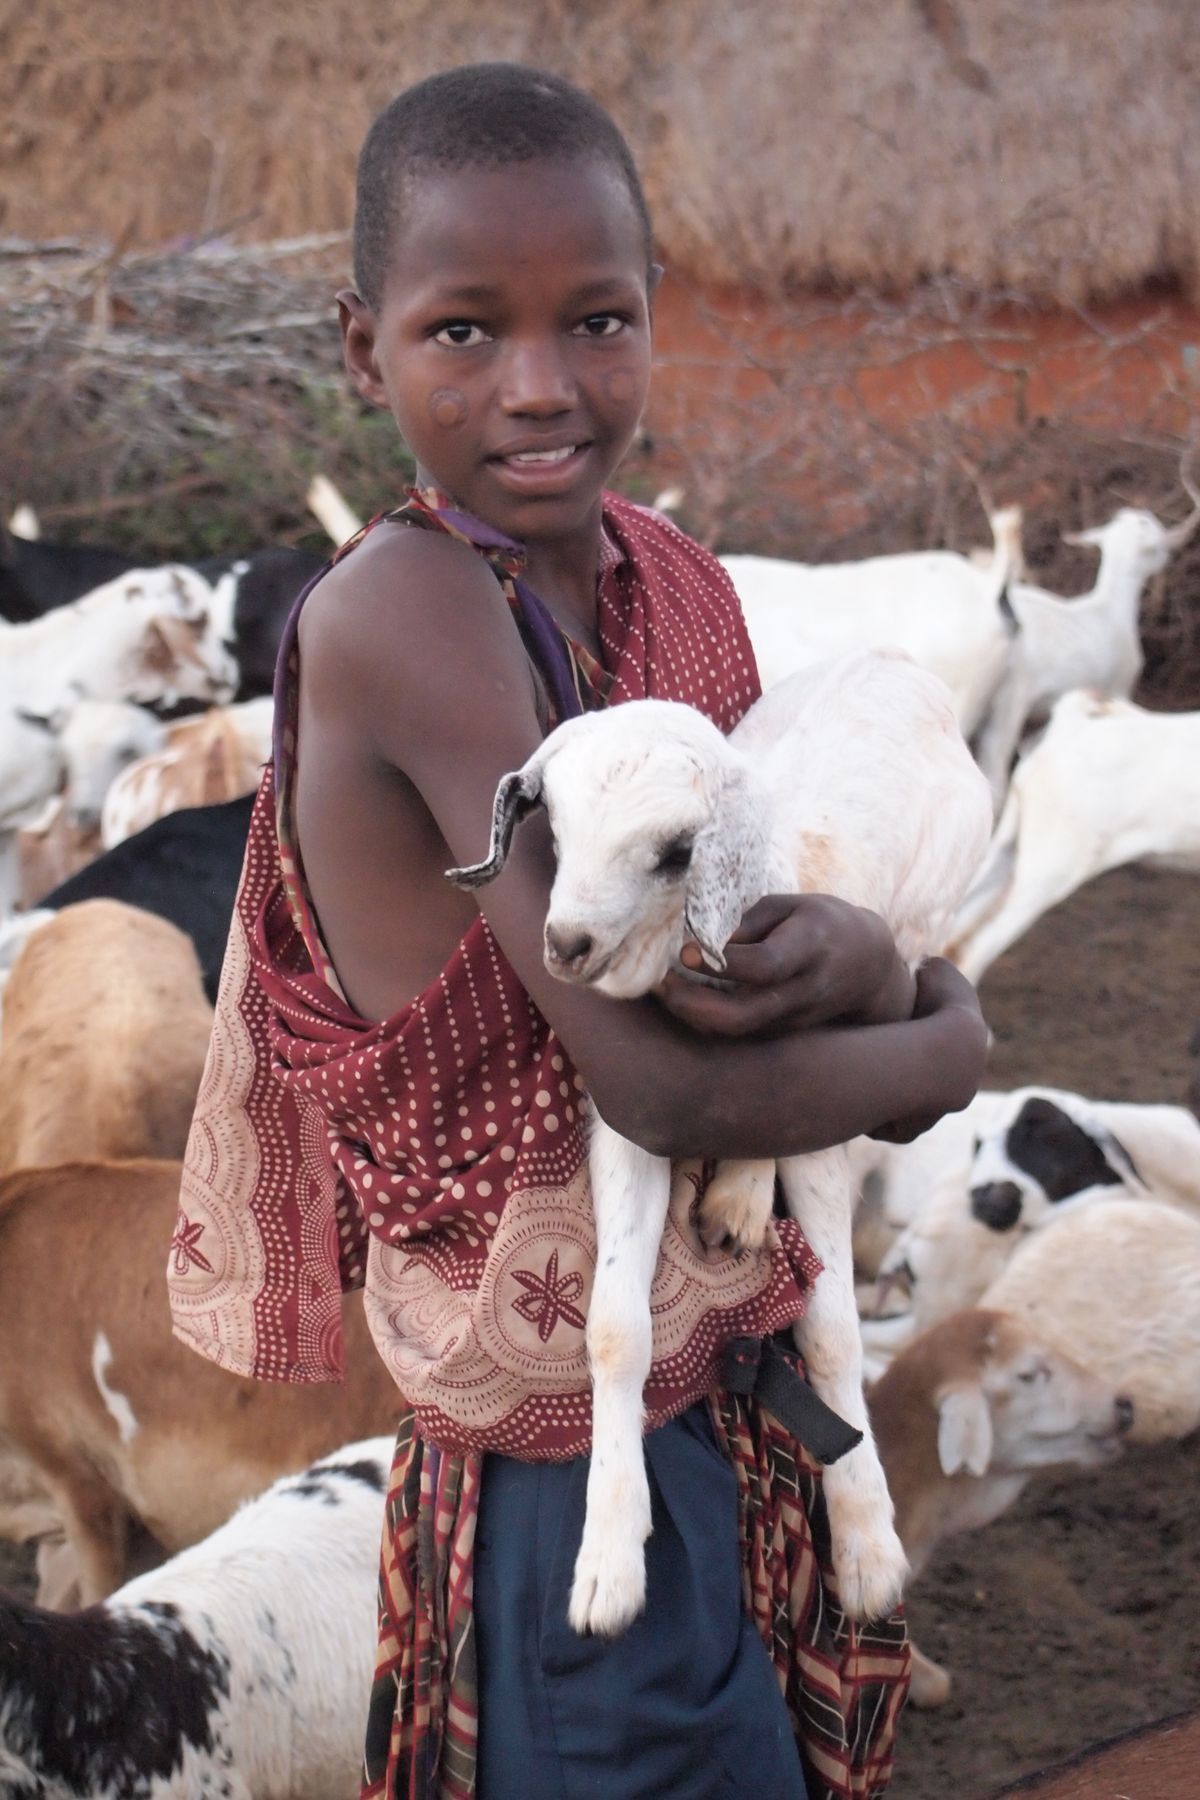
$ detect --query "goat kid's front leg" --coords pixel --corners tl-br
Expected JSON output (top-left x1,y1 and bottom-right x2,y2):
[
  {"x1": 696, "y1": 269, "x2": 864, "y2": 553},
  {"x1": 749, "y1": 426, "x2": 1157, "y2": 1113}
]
[
  {"x1": 778, "y1": 1145, "x2": 909, "y2": 1622},
  {"x1": 569, "y1": 1111, "x2": 671, "y2": 1638},
  {"x1": 697, "y1": 1157, "x2": 776, "y2": 1254}
]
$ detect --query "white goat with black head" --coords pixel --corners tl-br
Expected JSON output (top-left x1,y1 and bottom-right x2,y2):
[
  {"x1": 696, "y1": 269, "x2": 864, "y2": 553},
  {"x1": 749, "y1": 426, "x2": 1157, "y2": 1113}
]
[{"x1": 450, "y1": 647, "x2": 992, "y2": 1637}]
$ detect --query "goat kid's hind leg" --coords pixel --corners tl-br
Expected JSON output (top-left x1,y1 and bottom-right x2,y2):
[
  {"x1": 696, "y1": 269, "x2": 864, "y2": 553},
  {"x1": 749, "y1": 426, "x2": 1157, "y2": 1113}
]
[
  {"x1": 778, "y1": 1146, "x2": 908, "y2": 1622},
  {"x1": 569, "y1": 1113, "x2": 671, "y2": 1638}
]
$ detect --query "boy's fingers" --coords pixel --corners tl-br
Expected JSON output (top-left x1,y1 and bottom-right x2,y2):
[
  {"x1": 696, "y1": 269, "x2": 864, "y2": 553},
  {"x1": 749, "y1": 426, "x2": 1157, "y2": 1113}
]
[
  {"x1": 725, "y1": 894, "x2": 800, "y2": 945},
  {"x1": 657, "y1": 973, "x2": 792, "y2": 1036}
]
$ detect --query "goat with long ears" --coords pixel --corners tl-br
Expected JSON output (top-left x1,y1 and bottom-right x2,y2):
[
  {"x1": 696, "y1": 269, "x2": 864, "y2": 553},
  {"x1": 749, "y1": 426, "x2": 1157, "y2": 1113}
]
[{"x1": 449, "y1": 647, "x2": 993, "y2": 1636}]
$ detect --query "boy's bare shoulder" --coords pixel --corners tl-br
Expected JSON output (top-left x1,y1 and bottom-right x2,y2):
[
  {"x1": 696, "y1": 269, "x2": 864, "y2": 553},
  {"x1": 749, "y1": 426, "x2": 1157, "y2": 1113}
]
[{"x1": 298, "y1": 520, "x2": 537, "y2": 751}]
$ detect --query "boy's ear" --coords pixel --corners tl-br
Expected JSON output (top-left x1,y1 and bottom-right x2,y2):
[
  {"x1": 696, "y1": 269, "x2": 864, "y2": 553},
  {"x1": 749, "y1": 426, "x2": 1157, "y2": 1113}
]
[{"x1": 337, "y1": 288, "x2": 388, "y2": 409}]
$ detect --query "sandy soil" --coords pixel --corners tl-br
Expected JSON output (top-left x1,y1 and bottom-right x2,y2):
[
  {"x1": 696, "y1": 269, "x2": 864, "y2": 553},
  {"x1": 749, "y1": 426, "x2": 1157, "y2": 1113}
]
[{"x1": 1, "y1": 863, "x2": 1196, "y2": 1798}]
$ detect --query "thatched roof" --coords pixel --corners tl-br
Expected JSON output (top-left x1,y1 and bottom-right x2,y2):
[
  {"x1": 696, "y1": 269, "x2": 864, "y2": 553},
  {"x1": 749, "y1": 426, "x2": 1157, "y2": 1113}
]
[{"x1": 3, "y1": 0, "x2": 1199, "y2": 302}]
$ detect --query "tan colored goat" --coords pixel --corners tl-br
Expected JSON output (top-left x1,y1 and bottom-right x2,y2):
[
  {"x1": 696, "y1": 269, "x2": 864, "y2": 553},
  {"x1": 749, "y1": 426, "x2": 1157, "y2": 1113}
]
[
  {"x1": 868, "y1": 1308, "x2": 1130, "y2": 1707},
  {"x1": 0, "y1": 898, "x2": 214, "y2": 1174},
  {"x1": 0, "y1": 1157, "x2": 403, "y2": 1607}
]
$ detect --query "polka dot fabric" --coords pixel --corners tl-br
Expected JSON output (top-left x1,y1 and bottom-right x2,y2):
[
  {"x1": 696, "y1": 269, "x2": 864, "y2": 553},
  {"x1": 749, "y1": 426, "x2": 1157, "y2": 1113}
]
[{"x1": 169, "y1": 490, "x2": 819, "y2": 1458}]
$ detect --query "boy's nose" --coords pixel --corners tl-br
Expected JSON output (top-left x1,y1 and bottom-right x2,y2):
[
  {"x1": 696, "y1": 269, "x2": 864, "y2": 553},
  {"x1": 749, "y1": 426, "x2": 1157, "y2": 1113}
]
[{"x1": 499, "y1": 341, "x2": 577, "y2": 415}]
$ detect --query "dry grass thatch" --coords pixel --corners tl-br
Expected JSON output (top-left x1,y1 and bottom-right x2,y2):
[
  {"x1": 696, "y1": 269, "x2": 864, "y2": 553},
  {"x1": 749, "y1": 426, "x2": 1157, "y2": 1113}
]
[{"x1": 3, "y1": 0, "x2": 1200, "y2": 303}]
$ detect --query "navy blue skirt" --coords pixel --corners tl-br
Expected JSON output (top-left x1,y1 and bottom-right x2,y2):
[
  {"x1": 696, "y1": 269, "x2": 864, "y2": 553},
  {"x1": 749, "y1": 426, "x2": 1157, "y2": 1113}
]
[{"x1": 474, "y1": 1402, "x2": 809, "y2": 1799}]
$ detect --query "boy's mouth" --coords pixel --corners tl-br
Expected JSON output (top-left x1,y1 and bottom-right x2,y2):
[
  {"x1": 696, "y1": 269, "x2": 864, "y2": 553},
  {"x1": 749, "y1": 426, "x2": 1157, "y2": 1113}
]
[{"x1": 488, "y1": 439, "x2": 594, "y2": 493}]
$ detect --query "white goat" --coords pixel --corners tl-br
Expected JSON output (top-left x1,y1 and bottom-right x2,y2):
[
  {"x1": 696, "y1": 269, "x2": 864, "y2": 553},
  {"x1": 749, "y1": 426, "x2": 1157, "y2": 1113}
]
[
  {"x1": 724, "y1": 507, "x2": 1022, "y2": 740},
  {"x1": 859, "y1": 1089, "x2": 1200, "y2": 1372},
  {"x1": 971, "y1": 479, "x2": 1200, "y2": 798},
  {"x1": 0, "y1": 570, "x2": 236, "y2": 910},
  {"x1": 100, "y1": 695, "x2": 274, "y2": 848},
  {"x1": 0, "y1": 1438, "x2": 388, "y2": 1800},
  {"x1": 450, "y1": 648, "x2": 992, "y2": 1636},
  {"x1": 951, "y1": 690, "x2": 1200, "y2": 983}
]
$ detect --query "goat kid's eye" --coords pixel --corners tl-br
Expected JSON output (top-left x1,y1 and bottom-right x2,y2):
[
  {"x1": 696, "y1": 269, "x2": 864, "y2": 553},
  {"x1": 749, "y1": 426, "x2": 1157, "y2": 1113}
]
[
  {"x1": 654, "y1": 839, "x2": 694, "y2": 876},
  {"x1": 433, "y1": 321, "x2": 490, "y2": 348},
  {"x1": 574, "y1": 313, "x2": 626, "y2": 338}
]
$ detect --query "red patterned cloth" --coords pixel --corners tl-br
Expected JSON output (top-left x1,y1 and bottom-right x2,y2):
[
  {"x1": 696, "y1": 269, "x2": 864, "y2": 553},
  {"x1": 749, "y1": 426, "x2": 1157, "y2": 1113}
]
[
  {"x1": 170, "y1": 489, "x2": 822, "y2": 1458},
  {"x1": 169, "y1": 487, "x2": 909, "y2": 1799}
]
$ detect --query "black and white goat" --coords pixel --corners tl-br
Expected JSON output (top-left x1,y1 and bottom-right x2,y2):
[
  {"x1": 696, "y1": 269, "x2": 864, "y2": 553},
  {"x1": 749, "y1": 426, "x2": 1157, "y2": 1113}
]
[
  {"x1": 0, "y1": 1438, "x2": 389, "y2": 1800},
  {"x1": 450, "y1": 648, "x2": 992, "y2": 1635}
]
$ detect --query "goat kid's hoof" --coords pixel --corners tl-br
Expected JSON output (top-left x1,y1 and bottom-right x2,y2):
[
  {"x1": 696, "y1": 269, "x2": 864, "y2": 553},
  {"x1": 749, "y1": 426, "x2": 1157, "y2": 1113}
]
[
  {"x1": 831, "y1": 1524, "x2": 908, "y2": 1624},
  {"x1": 697, "y1": 1171, "x2": 772, "y2": 1256},
  {"x1": 568, "y1": 1536, "x2": 648, "y2": 1638}
]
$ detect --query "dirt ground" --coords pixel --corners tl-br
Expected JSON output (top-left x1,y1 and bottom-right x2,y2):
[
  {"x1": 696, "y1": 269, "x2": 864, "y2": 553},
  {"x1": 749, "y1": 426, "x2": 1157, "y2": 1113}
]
[{"x1": 2, "y1": 862, "x2": 1196, "y2": 1798}]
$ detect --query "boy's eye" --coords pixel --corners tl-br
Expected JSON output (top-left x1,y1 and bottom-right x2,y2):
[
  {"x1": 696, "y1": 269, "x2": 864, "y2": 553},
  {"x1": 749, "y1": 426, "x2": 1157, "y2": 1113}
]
[
  {"x1": 433, "y1": 321, "x2": 490, "y2": 347},
  {"x1": 574, "y1": 313, "x2": 625, "y2": 338}
]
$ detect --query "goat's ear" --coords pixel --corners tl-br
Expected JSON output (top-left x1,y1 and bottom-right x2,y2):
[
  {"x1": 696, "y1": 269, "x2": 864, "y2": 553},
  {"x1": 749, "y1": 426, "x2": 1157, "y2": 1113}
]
[
  {"x1": 1061, "y1": 525, "x2": 1104, "y2": 549},
  {"x1": 682, "y1": 762, "x2": 756, "y2": 971},
  {"x1": 937, "y1": 1384, "x2": 993, "y2": 1477},
  {"x1": 445, "y1": 762, "x2": 546, "y2": 890}
]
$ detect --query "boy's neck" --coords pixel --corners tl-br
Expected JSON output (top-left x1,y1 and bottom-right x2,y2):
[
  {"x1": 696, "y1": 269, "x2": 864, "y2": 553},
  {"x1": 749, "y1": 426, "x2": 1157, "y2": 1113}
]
[
  {"x1": 423, "y1": 473, "x2": 606, "y2": 654},
  {"x1": 521, "y1": 523, "x2": 605, "y2": 654}
]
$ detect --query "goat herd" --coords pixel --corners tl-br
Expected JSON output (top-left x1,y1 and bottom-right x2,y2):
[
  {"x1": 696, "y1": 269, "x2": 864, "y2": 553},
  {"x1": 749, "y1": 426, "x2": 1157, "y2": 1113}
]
[{"x1": 0, "y1": 469, "x2": 1197, "y2": 1798}]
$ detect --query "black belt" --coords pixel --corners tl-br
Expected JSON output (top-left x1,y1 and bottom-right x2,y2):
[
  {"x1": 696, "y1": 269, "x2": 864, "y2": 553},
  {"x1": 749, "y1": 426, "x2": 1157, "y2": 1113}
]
[{"x1": 720, "y1": 1336, "x2": 863, "y2": 1465}]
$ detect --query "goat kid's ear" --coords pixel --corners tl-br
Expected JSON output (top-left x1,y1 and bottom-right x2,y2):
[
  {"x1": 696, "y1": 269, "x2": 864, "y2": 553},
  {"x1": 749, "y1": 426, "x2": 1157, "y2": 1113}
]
[
  {"x1": 1061, "y1": 525, "x2": 1103, "y2": 549},
  {"x1": 936, "y1": 1384, "x2": 993, "y2": 1477},
  {"x1": 445, "y1": 764, "x2": 546, "y2": 890},
  {"x1": 682, "y1": 763, "x2": 755, "y2": 971}
]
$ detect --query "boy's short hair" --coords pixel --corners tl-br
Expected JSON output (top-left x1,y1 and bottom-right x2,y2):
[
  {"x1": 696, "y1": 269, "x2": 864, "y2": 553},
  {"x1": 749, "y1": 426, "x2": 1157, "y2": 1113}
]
[{"x1": 353, "y1": 62, "x2": 655, "y2": 310}]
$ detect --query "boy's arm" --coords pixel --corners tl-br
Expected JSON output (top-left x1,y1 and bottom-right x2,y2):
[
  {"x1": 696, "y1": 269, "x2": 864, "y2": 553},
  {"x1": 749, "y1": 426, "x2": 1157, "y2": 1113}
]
[{"x1": 303, "y1": 528, "x2": 988, "y2": 1161}]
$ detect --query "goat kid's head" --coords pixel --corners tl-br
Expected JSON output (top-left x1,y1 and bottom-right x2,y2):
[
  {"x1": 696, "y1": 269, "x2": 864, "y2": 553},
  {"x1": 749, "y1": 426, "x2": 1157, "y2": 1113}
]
[
  {"x1": 446, "y1": 702, "x2": 762, "y2": 998},
  {"x1": 936, "y1": 1311, "x2": 1131, "y2": 1480}
]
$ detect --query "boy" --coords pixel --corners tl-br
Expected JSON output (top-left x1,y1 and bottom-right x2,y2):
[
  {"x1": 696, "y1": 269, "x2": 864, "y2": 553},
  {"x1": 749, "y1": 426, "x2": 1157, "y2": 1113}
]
[{"x1": 170, "y1": 63, "x2": 988, "y2": 1800}]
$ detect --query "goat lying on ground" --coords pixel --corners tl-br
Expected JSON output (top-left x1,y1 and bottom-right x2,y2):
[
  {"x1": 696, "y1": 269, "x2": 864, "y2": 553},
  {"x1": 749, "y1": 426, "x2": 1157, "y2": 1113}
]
[
  {"x1": 951, "y1": 689, "x2": 1200, "y2": 982},
  {"x1": 0, "y1": 1438, "x2": 389, "y2": 1800},
  {"x1": 981, "y1": 1197, "x2": 1200, "y2": 1443},
  {"x1": 868, "y1": 1308, "x2": 1131, "y2": 1707},
  {"x1": 451, "y1": 647, "x2": 992, "y2": 1635},
  {"x1": 856, "y1": 1087, "x2": 1200, "y2": 1348}
]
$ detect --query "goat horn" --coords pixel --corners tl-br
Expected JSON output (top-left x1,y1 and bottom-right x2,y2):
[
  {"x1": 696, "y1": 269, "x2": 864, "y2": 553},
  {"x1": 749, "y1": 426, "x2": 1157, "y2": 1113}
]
[{"x1": 445, "y1": 769, "x2": 543, "y2": 889}]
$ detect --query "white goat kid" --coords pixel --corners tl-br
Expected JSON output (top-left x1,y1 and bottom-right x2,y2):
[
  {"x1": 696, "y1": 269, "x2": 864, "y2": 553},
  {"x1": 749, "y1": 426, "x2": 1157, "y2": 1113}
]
[
  {"x1": 971, "y1": 477, "x2": 1200, "y2": 799},
  {"x1": 450, "y1": 648, "x2": 992, "y2": 1636}
]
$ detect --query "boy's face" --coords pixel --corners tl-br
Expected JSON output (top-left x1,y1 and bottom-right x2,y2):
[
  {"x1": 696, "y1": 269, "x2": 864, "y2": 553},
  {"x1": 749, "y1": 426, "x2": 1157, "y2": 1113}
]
[{"x1": 340, "y1": 158, "x2": 656, "y2": 543}]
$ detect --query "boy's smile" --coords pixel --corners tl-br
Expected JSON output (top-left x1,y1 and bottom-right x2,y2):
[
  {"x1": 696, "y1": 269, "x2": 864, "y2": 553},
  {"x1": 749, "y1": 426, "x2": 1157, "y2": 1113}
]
[{"x1": 340, "y1": 158, "x2": 657, "y2": 581}]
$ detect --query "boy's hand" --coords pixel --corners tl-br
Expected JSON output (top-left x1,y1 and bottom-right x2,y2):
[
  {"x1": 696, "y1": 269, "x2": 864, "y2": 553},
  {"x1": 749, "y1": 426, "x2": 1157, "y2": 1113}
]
[{"x1": 655, "y1": 893, "x2": 916, "y2": 1038}]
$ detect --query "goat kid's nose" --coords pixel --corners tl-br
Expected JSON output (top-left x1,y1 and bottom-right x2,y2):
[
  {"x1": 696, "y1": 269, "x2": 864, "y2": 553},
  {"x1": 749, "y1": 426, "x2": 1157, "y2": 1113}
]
[
  {"x1": 970, "y1": 1180, "x2": 1024, "y2": 1232},
  {"x1": 1114, "y1": 1395, "x2": 1135, "y2": 1435},
  {"x1": 545, "y1": 924, "x2": 594, "y2": 969}
]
